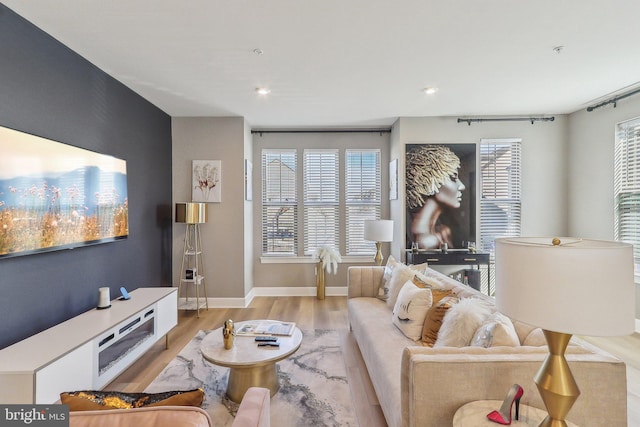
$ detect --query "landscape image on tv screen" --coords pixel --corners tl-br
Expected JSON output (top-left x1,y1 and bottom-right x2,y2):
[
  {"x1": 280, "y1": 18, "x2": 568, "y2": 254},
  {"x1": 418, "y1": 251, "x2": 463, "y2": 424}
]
[{"x1": 0, "y1": 126, "x2": 128, "y2": 258}]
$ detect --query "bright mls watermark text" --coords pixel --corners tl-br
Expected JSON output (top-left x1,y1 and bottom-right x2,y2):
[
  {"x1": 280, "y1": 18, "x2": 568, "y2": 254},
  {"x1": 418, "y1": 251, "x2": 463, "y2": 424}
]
[{"x1": 0, "y1": 405, "x2": 68, "y2": 427}]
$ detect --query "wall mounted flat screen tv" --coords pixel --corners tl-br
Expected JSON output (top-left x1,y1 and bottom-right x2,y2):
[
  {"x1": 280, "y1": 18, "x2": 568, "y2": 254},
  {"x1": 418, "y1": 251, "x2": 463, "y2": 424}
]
[{"x1": 0, "y1": 126, "x2": 128, "y2": 259}]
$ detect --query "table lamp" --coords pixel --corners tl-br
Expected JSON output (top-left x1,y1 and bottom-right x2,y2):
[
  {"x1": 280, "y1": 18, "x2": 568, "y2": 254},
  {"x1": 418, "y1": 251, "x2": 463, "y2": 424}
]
[
  {"x1": 175, "y1": 202, "x2": 208, "y2": 224},
  {"x1": 176, "y1": 202, "x2": 207, "y2": 250},
  {"x1": 364, "y1": 219, "x2": 394, "y2": 265},
  {"x1": 495, "y1": 237, "x2": 634, "y2": 427}
]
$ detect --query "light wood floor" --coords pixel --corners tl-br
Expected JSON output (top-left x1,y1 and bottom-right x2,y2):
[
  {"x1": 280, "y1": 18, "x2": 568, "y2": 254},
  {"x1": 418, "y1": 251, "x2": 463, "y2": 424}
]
[{"x1": 108, "y1": 296, "x2": 640, "y2": 426}]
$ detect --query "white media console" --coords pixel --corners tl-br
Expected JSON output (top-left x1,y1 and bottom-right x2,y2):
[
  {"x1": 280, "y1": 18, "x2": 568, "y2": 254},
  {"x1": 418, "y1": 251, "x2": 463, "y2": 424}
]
[{"x1": 0, "y1": 287, "x2": 177, "y2": 404}]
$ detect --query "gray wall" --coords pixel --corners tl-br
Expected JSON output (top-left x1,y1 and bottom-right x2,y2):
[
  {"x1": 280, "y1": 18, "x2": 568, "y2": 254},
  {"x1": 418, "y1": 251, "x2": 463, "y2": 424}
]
[
  {"x1": 568, "y1": 96, "x2": 640, "y2": 317},
  {"x1": 0, "y1": 5, "x2": 172, "y2": 349},
  {"x1": 172, "y1": 117, "x2": 250, "y2": 299}
]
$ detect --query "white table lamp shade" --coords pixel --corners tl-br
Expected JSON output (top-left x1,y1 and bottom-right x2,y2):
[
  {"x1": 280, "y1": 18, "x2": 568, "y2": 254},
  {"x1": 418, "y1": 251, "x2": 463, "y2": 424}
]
[
  {"x1": 364, "y1": 220, "x2": 394, "y2": 242},
  {"x1": 495, "y1": 237, "x2": 635, "y2": 337}
]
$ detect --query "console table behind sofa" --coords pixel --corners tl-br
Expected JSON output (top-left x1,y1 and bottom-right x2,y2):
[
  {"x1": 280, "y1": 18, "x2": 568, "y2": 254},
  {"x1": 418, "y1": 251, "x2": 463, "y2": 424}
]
[{"x1": 406, "y1": 250, "x2": 491, "y2": 294}]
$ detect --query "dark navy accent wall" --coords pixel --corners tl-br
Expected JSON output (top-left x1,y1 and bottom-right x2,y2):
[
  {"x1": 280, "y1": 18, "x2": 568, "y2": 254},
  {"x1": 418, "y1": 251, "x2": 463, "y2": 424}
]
[{"x1": 0, "y1": 5, "x2": 173, "y2": 349}]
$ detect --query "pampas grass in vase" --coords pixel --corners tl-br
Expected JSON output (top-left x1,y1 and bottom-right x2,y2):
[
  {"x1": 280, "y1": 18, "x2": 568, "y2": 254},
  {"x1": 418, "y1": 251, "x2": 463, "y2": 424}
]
[{"x1": 314, "y1": 245, "x2": 342, "y2": 300}]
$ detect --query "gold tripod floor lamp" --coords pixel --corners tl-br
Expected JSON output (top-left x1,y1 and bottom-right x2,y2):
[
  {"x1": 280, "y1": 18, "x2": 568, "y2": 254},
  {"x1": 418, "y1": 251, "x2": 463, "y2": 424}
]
[{"x1": 176, "y1": 202, "x2": 209, "y2": 318}]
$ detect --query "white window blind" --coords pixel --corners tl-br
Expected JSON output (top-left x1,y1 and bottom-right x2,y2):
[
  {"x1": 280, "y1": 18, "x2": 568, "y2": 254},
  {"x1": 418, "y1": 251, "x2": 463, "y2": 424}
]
[
  {"x1": 303, "y1": 149, "x2": 339, "y2": 255},
  {"x1": 262, "y1": 149, "x2": 297, "y2": 255},
  {"x1": 480, "y1": 139, "x2": 522, "y2": 254},
  {"x1": 345, "y1": 149, "x2": 381, "y2": 255},
  {"x1": 614, "y1": 117, "x2": 640, "y2": 274}
]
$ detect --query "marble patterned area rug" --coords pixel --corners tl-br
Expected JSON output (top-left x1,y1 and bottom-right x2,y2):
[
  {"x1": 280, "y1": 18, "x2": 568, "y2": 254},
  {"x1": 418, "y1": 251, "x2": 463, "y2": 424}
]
[{"x1": 145, "y1": 329, "x2": 357, "y2": 427}]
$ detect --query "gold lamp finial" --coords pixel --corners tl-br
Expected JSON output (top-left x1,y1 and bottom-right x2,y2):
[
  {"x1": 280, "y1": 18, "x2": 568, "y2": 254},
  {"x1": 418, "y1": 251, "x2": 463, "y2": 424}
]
[{"x1": 552, "y1": 237, "x2": 561, "y2": 246}]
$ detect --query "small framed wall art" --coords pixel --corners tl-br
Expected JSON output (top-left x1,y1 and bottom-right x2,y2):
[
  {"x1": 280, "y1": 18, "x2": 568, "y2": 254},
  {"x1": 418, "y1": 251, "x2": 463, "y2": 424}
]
[{"x1": 192, "y1": 160, "x2": 221, "y2": 203}]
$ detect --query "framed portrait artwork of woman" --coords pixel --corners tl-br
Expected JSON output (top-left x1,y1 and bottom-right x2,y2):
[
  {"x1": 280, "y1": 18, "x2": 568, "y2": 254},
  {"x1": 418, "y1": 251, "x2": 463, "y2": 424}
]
[{"x1": 405, "y1": 143, "x2": 477, "y2": 251}]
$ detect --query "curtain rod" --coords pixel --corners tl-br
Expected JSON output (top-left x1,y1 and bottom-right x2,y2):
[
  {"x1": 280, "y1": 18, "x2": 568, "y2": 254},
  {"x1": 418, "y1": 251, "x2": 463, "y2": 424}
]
[
  {"x1": 457, "y1": 117, "x2": 555, "y2": 126},
  {"x1": 587, "y1": 87, "x2": 640, "y2": 112},
  {"x1": 251, "y1": 128, "x2": 391, "y2": 136}
]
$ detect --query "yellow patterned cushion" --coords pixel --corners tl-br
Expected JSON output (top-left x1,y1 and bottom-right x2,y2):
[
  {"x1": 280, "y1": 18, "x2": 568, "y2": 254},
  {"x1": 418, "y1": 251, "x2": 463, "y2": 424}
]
[
  {"x1": 60, "y1": 389, "x2": 204, "y2": 411},
  {"x1": 421, "y1": 296, "x2": 458, "y2": 347}
]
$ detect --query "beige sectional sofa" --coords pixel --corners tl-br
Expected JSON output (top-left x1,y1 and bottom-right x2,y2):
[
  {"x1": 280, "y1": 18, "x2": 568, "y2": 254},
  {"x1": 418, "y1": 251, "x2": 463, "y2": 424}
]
[{"x1": 347, "y1": 265, "x2": 628, "y2": 427}]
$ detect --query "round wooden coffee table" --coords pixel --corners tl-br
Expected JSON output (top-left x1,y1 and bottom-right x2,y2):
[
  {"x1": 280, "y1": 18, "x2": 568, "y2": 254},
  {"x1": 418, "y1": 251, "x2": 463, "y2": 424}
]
[{"x1": 200, "y1": 320, "x2": 303, "y2": 403}]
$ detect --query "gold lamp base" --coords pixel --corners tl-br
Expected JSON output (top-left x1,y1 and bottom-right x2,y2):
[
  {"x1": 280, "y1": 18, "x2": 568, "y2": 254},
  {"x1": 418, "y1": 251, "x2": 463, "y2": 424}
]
[
  {"x1": 535, "y1": 330, "x2": 580, "y2": 427},
  {"x1": 374, "y1": 241, "x2": 384, "y2": 266}
]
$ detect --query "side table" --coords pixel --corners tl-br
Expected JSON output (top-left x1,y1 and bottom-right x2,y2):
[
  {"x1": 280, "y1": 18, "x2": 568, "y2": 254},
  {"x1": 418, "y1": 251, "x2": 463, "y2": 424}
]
[{"x1": 453, "y1": 400, "x2": 578, "y2": 426}]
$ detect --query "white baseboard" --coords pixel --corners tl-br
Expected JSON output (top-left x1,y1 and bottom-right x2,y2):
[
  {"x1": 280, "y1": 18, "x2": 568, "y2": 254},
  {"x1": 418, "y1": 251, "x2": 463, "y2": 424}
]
[
  {"x1": 178, "y1": 286, "x2": 348, "y2": 309},
  {"x1": 250, "y1": 286, "x2": 347, "y2": 298}
]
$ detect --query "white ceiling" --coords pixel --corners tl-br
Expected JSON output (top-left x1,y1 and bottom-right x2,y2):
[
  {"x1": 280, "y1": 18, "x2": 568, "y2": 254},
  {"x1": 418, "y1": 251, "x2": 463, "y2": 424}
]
[{"x1": 4, "y1": 1, "x2": 640, "y2": 129}]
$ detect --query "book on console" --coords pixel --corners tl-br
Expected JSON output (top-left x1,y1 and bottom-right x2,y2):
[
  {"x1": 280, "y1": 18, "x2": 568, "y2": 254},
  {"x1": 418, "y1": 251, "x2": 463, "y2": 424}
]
[{"x1": 235, "y1": 320, "x2": 296, "y2": 336}]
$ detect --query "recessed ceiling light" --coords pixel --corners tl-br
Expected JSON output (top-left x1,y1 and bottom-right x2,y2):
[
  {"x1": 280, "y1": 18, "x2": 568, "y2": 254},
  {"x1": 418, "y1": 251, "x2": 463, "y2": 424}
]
[
  {"x1": 256, "y1": 87, "x2": 271, "y2": 95},
  {"x1": 423, "y1": 87, "x2": 439, "y2": 95},
  {"x1": 253, "y1": 48, "x2": 264, "y2": 55}
]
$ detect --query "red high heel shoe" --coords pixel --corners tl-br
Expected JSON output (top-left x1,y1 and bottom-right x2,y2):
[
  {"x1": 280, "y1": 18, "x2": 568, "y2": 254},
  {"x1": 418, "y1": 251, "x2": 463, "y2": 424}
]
[{"x1": 486, "y1": 384, "x2": 524, "y2": 425}]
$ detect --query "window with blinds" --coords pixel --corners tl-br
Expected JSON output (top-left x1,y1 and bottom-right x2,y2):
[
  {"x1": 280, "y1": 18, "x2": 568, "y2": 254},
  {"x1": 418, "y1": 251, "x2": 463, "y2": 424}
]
[
  {"x1": 480, "y1": 139, "x2": 522, "y2": 254},
  {"x1": 345, "y1": 149, "x2": 381, "y2": 255},
  {"x1": 614, "y1": 117, "x2": 640, "y2": 274},
  {"x1": 303, "y1": 149, "x2": 339, "y2": 255},
  {"x1": 262, "y1": 149, "x2": 297, "y2": 255}
]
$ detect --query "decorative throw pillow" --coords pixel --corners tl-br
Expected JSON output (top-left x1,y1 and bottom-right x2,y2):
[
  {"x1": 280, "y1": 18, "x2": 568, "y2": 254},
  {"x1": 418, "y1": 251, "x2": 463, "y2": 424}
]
[
  {"x1": 434, "y1": 297, "x2": 493, "y2": 347},
  {"x1": 411, "y1": 274, "x2": 430, "y2": 288},
  {"x1": 430, "y1": 287, "x2": 454, "y2": 306},
  {"x1": 412, "y1": 272, "x2": 446, "y2": 290},
  {"x1": 384, "y1": 262, "x2": 427, "y2": 309},
  {"x1": 392, "y1": 281, "x2": 433, "y2": 341},
  {"x1": 471, "y1": 312, "x2": 520, "y2": 348},
  {"x1": 471, "y1": 321, "x2": 496, "y2": 348},
  {"x1": 377, "y1": 255, "x2": 400, "y2": 301},
  {"x1": 523, "y1": 328, "x2": 547, "y2": 346},
  {"x1": 411, "y1": 275, "x2": 453, "y2": 303},
  {"x1": 511, "y1": 319, "x2": 539, "y2": 344},
  {"x1": 60, "y1": 389, "x2": 205, "y2": 411},
  {"x1": 421, "y1": 295, "x2": 459, "y2": 347}
]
